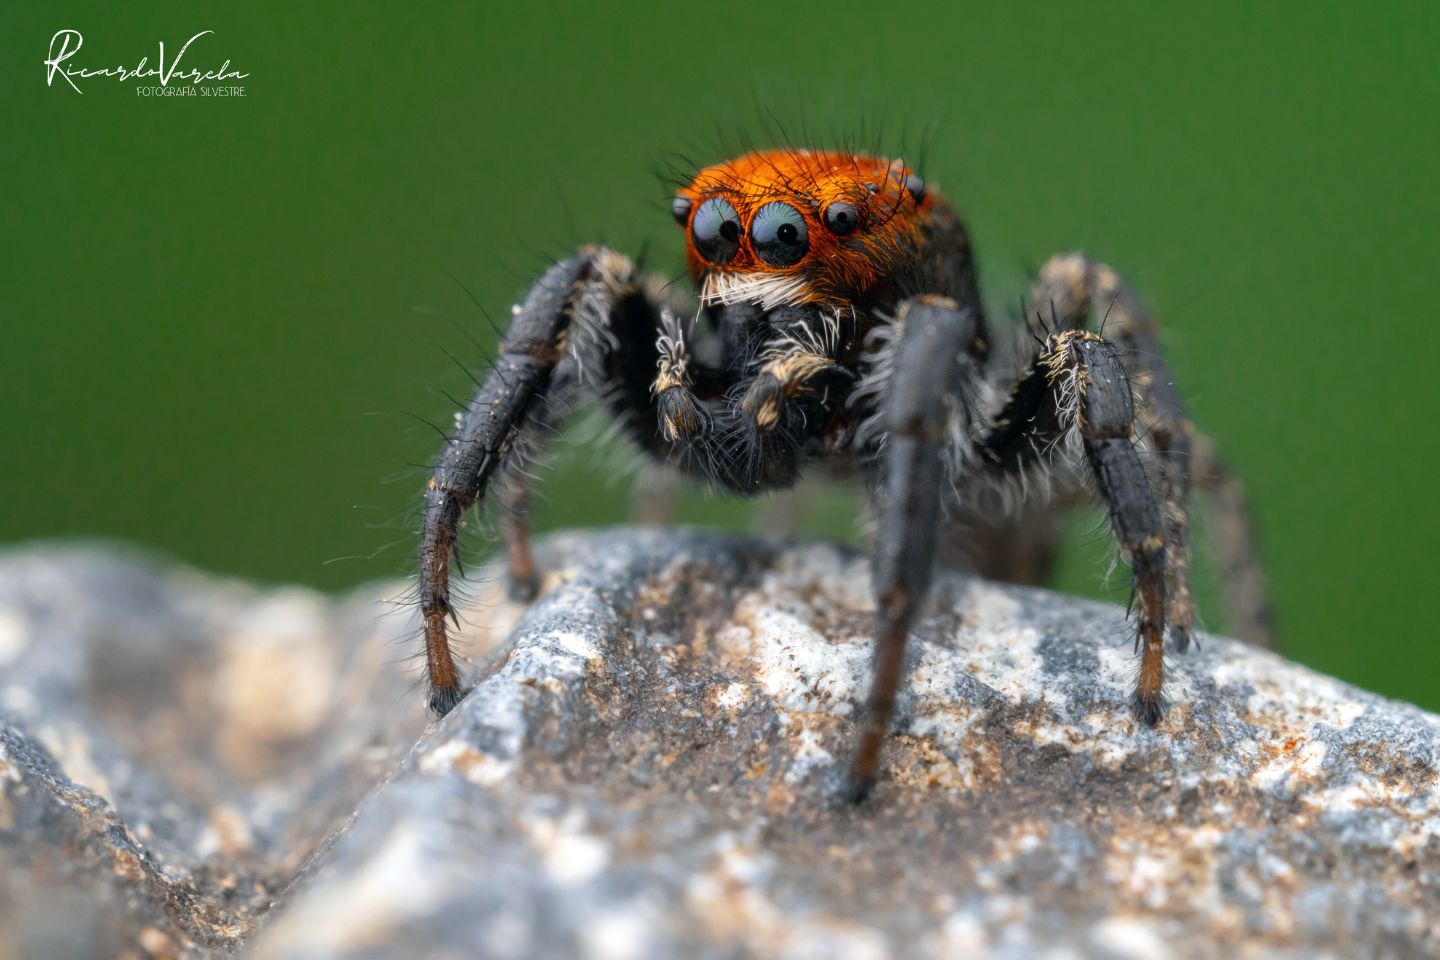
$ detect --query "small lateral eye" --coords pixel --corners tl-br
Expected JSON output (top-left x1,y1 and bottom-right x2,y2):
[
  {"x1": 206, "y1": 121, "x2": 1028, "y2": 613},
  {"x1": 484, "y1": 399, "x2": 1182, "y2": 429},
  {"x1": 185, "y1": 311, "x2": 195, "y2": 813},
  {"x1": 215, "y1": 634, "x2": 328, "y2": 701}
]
[
  {"x1": 691, "y1": 197, "x2": 742, "y2": 265},
  {"x1": 750, "y1": 201, "x2": 809, "y2": 267},
  {"x1": 903, "y1": 172, "x2": 926, "y2": 204},
  {"x1": 822, "y1": 201, "x2": 859, "y2": 236},
  {"x1": 671, "y1": 195, "x2": 692, "y2": 225}
]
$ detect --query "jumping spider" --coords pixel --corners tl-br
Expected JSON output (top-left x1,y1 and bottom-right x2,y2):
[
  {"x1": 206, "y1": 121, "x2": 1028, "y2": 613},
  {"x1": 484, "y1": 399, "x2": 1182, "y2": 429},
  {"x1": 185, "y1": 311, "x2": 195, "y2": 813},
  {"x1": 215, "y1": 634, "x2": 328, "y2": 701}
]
[{"x1": 418, "y1": 149, "x2": 1271, "y2": 800}]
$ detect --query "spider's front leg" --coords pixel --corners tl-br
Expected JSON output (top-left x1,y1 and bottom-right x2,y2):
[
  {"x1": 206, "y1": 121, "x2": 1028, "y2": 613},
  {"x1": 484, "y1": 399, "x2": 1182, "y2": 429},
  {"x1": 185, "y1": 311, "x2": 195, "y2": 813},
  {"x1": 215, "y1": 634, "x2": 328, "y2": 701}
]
[
  {"x1": 848, "y1": 297, "x2": 983, "y2": 802},
  {"x1": 420, "y1": 247, "x2": 658, "y2": 716},
  {"x1": 983, "y1": 329, "x2": 1170, "y2": 723},
  {"x1": 1028, "y1": 254, "x2": 1272, "y2": 649}
]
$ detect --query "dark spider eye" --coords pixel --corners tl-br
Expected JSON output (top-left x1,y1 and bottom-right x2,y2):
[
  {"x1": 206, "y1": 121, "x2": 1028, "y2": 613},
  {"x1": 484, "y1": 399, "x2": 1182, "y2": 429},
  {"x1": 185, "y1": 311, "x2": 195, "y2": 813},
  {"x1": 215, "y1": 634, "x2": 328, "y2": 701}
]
[
  {"x1": 750, "y1": 201, "x2": 809, "y2": 267},
  {"x1": 903, "y1": 172, "x2": 926, "y2": 204},
  {"x1": 822, "y1": 201, "x2": 859, "y2": 236},
  {"x1": 671, "y1": 195, "x2": 692, "y2": 225},
  {"x1": 691, "y1": 197, "x2": 742, "y2": 264}
]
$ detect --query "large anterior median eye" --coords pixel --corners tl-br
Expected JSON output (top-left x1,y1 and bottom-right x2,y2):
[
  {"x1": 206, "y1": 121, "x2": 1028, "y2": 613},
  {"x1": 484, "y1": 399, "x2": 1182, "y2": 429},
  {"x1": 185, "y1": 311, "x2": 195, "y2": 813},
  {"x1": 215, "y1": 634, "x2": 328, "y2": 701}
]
[
  {"x1": 691, "y1": 197, "x2": 742, "y2": 265},
  {"x1": 750, "y1": 202, "x2": 809, "y2": 267}
]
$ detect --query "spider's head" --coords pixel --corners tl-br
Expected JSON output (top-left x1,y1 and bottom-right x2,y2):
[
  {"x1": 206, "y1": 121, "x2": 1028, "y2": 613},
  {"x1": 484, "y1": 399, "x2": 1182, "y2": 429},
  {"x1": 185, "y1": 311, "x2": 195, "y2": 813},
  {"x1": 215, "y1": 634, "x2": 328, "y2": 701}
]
[{"x1": 673, "y1": 150, "x2": 942, "y2": 312}]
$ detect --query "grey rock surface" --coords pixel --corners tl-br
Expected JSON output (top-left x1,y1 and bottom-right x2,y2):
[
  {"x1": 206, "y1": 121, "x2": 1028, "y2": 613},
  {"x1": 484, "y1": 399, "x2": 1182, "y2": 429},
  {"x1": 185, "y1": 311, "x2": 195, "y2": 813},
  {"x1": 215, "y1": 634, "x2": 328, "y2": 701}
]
[
  {"x1": 0, "y1": 543, "x2": 439, "y2": 958},
  {"x1": 2, "y1": 531, "x2": 1438, "y2": 959}
]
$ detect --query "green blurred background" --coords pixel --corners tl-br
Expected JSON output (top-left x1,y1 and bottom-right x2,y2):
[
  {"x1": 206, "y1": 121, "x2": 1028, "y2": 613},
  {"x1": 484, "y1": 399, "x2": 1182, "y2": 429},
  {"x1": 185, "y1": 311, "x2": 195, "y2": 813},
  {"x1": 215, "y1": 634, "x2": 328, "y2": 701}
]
[{"x1": 4, "y1": 3, "x2": 1437, "y2": 706}]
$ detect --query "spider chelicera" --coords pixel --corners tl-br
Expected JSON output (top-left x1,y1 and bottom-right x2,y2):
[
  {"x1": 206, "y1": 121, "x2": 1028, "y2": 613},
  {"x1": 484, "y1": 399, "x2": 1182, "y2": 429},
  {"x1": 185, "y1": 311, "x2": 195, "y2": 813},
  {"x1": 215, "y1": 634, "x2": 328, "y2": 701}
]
[{"x1": 417, "y1": 149, "x2": 1271, "y2": 801}]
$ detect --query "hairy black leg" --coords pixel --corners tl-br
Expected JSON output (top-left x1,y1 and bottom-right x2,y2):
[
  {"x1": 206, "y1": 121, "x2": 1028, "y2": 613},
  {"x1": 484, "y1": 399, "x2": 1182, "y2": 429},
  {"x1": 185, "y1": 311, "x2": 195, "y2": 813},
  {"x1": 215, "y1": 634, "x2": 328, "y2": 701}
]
[
  {"x1": 1027, "y1": 254, "x2": 1212, "y2": 651},
  {"x1": 848, "y1": 297, "x2": 980, "y2": 802},
  {"x1": 983, "y1": 329, "x2": 1170, "y2": 722},
  {"x1": 1057, "y1": 332, "x2": 1169, "y2": 721},
  {"x1": 420, "y1": 247, "x2": 649, "y2": 716}
]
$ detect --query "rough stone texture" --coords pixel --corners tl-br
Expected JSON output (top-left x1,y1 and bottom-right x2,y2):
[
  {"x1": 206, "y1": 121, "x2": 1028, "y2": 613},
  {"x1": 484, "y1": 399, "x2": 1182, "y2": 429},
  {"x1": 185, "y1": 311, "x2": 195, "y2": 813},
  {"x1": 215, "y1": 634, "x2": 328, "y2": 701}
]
[
  {"x1": 0, "y1": 543, "x2": 445, "y2": 958},
  {"x1": 2, "y1": 531, "x2": 1438, "y2": 959}
]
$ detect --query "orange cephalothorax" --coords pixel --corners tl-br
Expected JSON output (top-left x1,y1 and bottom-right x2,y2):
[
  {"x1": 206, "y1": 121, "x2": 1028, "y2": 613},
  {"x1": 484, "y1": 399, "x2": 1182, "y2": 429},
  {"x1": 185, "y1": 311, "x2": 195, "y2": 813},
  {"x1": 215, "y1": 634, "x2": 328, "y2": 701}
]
[{"x1": 672, "y1": 150, "x2": 946, "y2": 311}]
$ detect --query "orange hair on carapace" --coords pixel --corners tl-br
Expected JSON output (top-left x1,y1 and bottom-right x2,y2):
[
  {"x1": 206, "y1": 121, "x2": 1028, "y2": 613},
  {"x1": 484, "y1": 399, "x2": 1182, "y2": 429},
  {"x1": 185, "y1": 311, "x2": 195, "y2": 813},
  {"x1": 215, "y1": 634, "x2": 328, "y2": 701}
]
[{"x1": 675, "y1": 150, "x2": 956, "y2": 311}]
